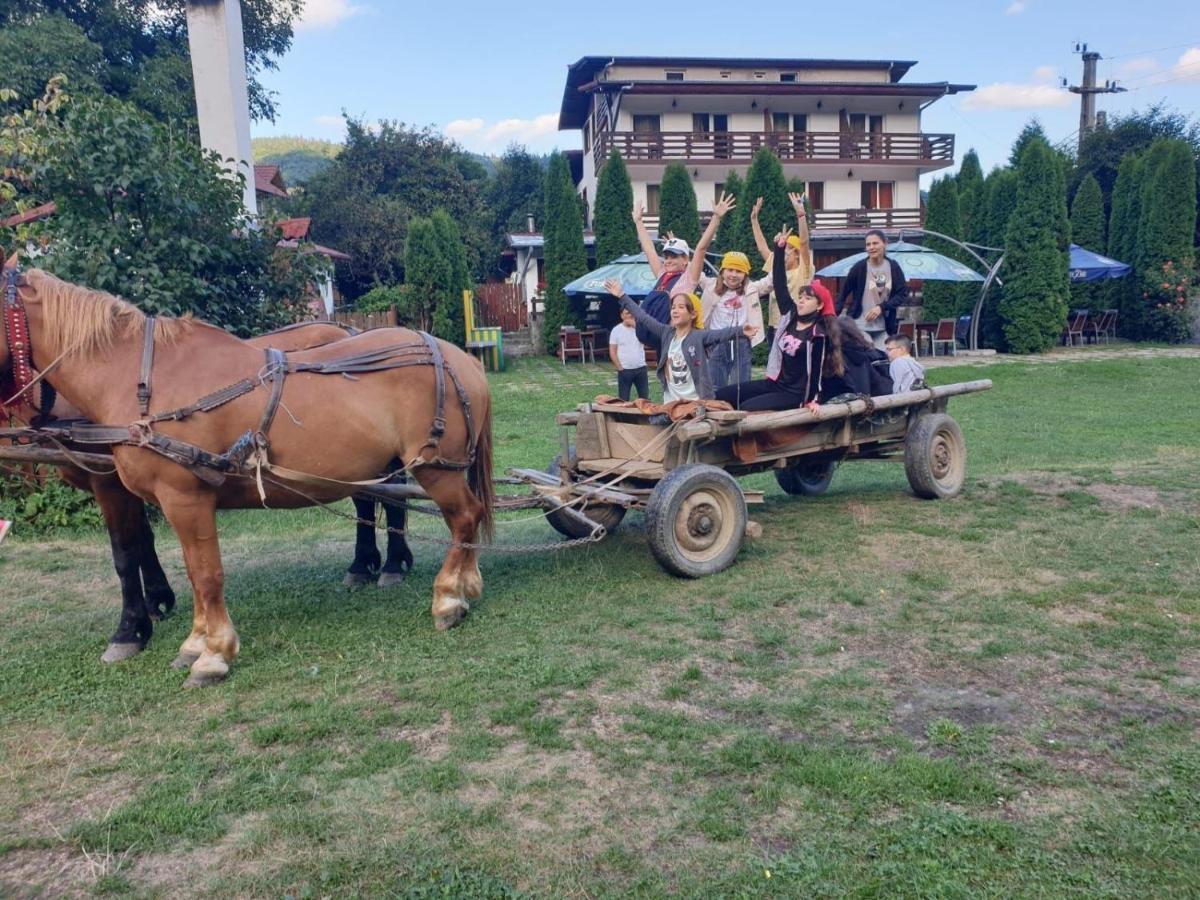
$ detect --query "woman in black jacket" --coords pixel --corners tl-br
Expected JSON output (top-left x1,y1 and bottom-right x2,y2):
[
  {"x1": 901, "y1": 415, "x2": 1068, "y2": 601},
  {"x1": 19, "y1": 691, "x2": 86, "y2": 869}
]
[{"x1": 836, "y1": 229, "x2": 908, "y2": 346}]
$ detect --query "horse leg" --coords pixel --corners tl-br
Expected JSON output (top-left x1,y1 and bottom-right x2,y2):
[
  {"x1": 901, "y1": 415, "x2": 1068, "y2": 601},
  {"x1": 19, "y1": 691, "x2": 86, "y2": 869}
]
[
  {"x1": 344, "y1": 496, "x2": 381, "y2": 587},
  {"x1": 158, "y1": 490, "x2": 238, "y2": 686},
  {"x1": 138, "y1": 507, "x2": 177, "y2": 620},
  {"x1": 377, "y1": 491, "x2": 414, "y2": 588},
  {"x1": 92, "y1": 479, "x2": 155, "y2": 664},
  {"x1": 411, "y1": 469, "x2": 484, "y2": 631}
]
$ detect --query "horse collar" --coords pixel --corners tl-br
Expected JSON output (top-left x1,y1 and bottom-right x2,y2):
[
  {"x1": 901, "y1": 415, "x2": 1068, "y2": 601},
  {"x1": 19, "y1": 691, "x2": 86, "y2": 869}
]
[{"x1": 2, "y1": 267, "x2": 36, "y2": 410}]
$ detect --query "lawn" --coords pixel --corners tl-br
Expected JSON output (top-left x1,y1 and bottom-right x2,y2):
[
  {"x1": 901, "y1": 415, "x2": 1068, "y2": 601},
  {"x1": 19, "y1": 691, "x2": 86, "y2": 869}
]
[{"x1": 1, "y1": 353, "x2": 1197, "y2": 898}]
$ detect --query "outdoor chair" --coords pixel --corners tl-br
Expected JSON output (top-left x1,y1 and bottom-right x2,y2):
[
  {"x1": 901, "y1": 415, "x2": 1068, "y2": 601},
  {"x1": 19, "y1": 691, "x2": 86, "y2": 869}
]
[
  {"x1": 559, "y1": 327, "x2": 586, "y2": 365},
  {"x1": 1094, "y1": 309, "x2": 1118, "y2": 343},
  {"x1": 898, "y1": 321, "x2": 920, "y2": 357},
  {"x1": 932, "y1": 318, "x2": 957, "y2": 356},
  {"x1": 1061, "y1": 310, "x2": 1090, "y2": 346}
]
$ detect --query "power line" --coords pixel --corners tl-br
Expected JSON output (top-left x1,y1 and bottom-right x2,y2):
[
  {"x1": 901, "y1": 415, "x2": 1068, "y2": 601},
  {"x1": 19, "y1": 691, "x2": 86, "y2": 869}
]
[
  {"x1": 1125, "y1": 61, "x2": 1200, "y2": 91},
  {"x1": 1105, "y1": 40, "x2": 1200, "y2": 61}
]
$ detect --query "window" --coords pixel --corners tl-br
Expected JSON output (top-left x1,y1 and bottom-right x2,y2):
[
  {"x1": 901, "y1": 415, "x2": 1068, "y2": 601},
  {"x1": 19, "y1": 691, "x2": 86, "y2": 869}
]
[
  {"x1": 665, "y1": 71, "x2": 684, "y2": 81},
  {"x1": 693, "y1": 113, "x2": 710, "y2": 133},
  {"x1": 805, "y1": 182, "x2": 824, "y2": 209},
  {"x1": 780, "y1": 72, "x2": 797, "y2": 83},
  {"x1": 768, "y1": 113, "x2": 807, "y2": 133},
  {"x1": 861, "y1": 181, "x2": 894, "y2": 210},
  {"x1": 632, "y1": 114, "x2": 660, "y2": 134},
  {"x1": 714, "y1": 183, "x2": 725, "y2": 203},
  {"x1": 646, "y1": 184, "x2": 661, "y2": 216},
  {"x1": 581, "y1": 188, "x2": 589, "y2": 227},
  {"x1": 792, "y1": 114, "x2": 808, "y2": 132},
  {"x1": 583, "y1": 120, "x2": 590, "y2": 153},
  {"x1": 848, "y1": 113, "x2": 884, "y2": 133}
]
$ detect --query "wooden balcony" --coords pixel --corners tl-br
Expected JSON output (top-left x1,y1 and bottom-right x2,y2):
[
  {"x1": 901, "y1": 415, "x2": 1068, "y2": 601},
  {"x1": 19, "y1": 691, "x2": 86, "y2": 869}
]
[
  {"x1": 595, "y1": 131, "x2": 954, "y2": 169},
  {"x1": 642, "y1": 207, "x2": 922, "y2": 234}
]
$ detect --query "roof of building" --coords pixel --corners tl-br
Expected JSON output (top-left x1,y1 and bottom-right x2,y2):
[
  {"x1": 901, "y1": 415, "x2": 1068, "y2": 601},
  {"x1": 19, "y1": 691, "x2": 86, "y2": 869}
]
[
  {"x1": 1, "y1": 201, "x2": 57, "y2": 229},
  {"x1": 273, "y1": 217, "x2": 350, "y2": 260},
  {"x1": 276, "y1": 216, "x2": 312, "y2": 241},
  {"x1": 254, "y1": 164, "x2": 289, "y2": 198},
  {"x1": 559, "y1": 55, "x2": 972, "y2": 128}
]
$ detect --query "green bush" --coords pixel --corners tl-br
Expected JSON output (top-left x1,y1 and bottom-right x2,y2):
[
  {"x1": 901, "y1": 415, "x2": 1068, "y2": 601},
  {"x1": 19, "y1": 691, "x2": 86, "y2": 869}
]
[
  {"x1": 0, "y1": 469, "x2": 102, "y2": 534},
  {"x1": 356, "y1": 284, "x2": 404, "y2": 313}
]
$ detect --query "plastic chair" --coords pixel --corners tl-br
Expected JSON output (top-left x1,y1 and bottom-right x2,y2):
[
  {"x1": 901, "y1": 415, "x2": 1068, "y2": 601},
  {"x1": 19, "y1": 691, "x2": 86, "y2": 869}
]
[
  {"x1": 1095, "y1": 309, "x2": 1118, "y2": 343},
  {"x1": 932, "y1": 318, "x2": 956, "y2": 356},
  {"x1": 1061, "y1": 310, "x2": 1089, "y2": 346},
  {"x1": 898, "y1": 321, "x2": 919, "y2": 357}
]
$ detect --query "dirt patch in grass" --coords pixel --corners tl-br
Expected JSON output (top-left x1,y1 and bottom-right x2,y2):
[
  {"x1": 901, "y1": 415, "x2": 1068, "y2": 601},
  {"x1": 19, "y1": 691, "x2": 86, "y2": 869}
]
[
  {"x1": 1085, "y1": 483, "x2": 1163, "y2": 512},
  {"x1": 380, "y1": 709, "x2": 452, "y2": 761},
  {"x1": 892, "y1": 685, "x2": 1021, "y2": 739},
  {"x1": 130, "y1": 812, "x2": 264, "y2": 895},
  {"x1": 0, "y1": 846, "x2": 93, "y2": 898}
]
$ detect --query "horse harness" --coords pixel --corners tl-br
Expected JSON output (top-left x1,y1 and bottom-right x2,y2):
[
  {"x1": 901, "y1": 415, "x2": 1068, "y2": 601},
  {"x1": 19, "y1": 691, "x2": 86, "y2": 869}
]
[
  {"x1": 1, "y1": 268, "x2": 56, "y2": 423},
  {"x1": 2, "y1": 276, "x2": 477, "y2": 491}
]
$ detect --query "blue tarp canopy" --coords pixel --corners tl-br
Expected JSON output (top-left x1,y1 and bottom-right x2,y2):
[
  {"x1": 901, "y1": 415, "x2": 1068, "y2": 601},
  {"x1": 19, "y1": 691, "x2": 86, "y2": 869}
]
[
  {"x1": 562, "y1": 253, "x2": 721, "y2": 299},
  {"x1": 815, "y1": 241, "x2": 985, "y2": 282},
  {"x1": 1069, "y1": 244, "x2": 1131, "y2": 283}
]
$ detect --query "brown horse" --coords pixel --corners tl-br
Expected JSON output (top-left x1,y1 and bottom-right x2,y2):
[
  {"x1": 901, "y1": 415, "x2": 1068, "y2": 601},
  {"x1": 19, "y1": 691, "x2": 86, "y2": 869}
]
[
  {"x1": 3, "y1": 320, "x2": 411, "y2": 665},
  {"x1": 1, "y1": 268, "x2": 494, "y2": 687}
]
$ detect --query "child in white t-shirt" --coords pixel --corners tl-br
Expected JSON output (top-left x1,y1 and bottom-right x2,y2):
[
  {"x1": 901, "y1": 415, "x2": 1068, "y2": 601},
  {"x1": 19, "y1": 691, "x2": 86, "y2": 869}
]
[{"x1": 609, "y1": 307, "x2": 650, "y2": 400}]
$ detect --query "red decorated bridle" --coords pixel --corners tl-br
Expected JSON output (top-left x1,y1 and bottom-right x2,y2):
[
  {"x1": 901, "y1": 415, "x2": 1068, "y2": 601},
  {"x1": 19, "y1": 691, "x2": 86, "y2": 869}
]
[{"x1": 1, "y1": 264, "x2": 55, "y2": 422}]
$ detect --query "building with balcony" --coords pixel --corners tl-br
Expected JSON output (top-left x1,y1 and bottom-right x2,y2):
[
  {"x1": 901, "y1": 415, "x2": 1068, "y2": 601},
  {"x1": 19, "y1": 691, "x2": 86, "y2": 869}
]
[{"x1": 558, "y1": 56, "x2": 974, "y2": 253}]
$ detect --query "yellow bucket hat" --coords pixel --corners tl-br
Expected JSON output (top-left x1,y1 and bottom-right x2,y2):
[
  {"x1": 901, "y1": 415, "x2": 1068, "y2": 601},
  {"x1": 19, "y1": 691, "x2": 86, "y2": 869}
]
[
  {"x1": 786, "y1": 235, "x2": 804, "y2": 251},
  {"x1": 671, "y1": 291, "x2": 704, "y2": 328},
  {"x1": 720, "y1": 251, "x2": 751, "y2": 274}
]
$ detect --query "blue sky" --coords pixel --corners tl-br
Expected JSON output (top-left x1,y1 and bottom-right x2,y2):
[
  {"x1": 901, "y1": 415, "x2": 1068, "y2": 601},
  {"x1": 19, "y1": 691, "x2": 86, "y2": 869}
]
[{"x1": 254, "y1": 0, "x2": 1200, "y2": 179}]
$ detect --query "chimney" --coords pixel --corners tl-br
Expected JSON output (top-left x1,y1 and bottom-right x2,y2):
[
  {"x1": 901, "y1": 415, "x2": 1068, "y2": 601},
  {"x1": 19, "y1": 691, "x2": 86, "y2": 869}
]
[{"x1": 526, "y1": 213, "x2": 536, "y2": 233}]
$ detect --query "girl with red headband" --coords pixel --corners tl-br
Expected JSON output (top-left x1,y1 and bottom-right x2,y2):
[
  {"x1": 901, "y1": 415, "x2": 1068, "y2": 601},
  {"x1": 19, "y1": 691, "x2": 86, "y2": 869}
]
[{"x1": 714, "y1": 225, "x2": 844, "y2": 412}]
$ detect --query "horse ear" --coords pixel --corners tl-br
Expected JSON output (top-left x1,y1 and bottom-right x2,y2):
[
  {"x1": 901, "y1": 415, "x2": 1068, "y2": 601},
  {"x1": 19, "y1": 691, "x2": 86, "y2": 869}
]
[{"x1": 2, "y1": 249, "x2": 17, "y2": 269}]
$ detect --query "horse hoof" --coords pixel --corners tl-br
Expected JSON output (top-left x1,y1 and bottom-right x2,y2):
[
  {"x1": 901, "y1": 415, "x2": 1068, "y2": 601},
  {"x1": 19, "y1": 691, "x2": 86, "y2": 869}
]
[
  {"x1": 377, "y1": 571, "x2": 407, "y2": 589},
  {"x1": 170, "y1": 651, "x2": 200, "y2": 670},
  {"x1": 434, "y1": 602, "x2": 469, "y2": 632},
  {"x1": 101, "y1": 642, "x2": 144, "y2": 664},
  {"x1": 343, "y1": 572, "x2": 374, "y2": 589},
  {"x1": 183, "y1": 670, "x2": 228, "y2": 689}
]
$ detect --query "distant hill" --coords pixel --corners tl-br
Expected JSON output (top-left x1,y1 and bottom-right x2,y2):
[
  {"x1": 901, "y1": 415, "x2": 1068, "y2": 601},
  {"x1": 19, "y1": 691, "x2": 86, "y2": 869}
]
[{"x1": 252, "y1": 136, "x2": 341, "y2": 185}]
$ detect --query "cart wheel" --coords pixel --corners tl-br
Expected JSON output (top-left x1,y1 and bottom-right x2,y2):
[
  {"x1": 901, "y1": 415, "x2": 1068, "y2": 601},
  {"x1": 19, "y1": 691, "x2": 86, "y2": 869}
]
[
  {"x1": 645, "y1": 464, "x2": 746, "y2": 578},
  {"x1": 774, "y1": 459, "x2": 837, "y2": 497},
  {"x1": 544, "y1": 451, "x2": 626, "y2": 539},
  {"x1": 904, "y1": 413, "x2": 966, "y2": 499}
]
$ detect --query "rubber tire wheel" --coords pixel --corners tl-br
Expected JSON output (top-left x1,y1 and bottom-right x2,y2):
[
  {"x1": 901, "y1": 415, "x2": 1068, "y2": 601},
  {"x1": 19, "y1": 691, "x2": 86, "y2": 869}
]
[
  {"x1": 904, "y1": 412, "x2": 966, "y2": 499},
  {"x1": 544, "y1": 451, "x2": 626, "y2": 539},
  {"x1": 774, "y1": 460, "x2": 837, "y2": 496},
  {"x1": 645, "y1": 464, "x2": 747, "y2": 578}
]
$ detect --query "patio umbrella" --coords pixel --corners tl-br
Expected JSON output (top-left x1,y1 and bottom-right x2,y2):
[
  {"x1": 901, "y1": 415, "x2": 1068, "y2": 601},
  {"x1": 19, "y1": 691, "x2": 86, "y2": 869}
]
[
  {"x1": 1069, "y1": 244, "x2": 1131, "y2": 283},
  {"x1": 562, "y1": 253, "x2": 721, "y2": 299},
  {"x1": 816, "y1": 241, "x2": 985, "y2": 282}
]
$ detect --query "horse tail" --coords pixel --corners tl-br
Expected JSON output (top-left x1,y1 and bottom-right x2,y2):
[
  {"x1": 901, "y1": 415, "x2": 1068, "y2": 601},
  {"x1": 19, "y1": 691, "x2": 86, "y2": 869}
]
[{"x1": 469, "y1": 394, "x2": 495, "y2": 542}]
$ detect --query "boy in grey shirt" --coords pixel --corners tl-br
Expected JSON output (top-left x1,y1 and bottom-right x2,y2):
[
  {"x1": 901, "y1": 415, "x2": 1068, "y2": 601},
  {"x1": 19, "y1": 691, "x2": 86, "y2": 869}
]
[{"x1": 885, "y1": 334, "x2": 925, "y2": 393}]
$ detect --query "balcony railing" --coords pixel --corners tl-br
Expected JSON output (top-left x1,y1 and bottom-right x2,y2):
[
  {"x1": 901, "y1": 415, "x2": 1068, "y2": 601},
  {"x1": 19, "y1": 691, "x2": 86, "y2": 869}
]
[
  {"x1": 641, "y1": 207, "x2": 923, "y2": 234},
  {"x1": 595, "y1": 131, "x2": 953, "y2": 169}
]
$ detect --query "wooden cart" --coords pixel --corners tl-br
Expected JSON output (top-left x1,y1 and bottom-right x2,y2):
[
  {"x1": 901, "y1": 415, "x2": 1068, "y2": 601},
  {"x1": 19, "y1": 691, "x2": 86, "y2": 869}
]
[{"x1": 510, "y1": 380, "x2": 992, "y2": 578}]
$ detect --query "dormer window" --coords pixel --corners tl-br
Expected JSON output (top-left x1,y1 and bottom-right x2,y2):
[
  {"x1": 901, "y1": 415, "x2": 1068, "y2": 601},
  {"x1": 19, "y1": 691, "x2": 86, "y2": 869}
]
[
  {"x1": 780, "y1": 72, "x2": 797, "y2": 83},
  {"x1": 666, "y1": 71, "x2": 684, "y2": 81}
]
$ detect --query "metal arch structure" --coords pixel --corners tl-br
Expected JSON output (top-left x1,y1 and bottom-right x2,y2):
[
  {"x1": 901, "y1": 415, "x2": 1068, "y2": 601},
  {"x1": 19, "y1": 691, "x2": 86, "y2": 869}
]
[{"x1": 898, "y1": 227, "x2": 1006, "y2": 352}]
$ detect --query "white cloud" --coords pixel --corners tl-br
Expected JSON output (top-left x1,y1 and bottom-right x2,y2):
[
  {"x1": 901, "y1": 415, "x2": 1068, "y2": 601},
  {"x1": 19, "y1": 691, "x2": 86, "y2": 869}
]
[
  {"x1": 963, "y1": 82, "x2": 1071, "y2": 110},
  {"x1": 296, "y1": 0, "x2": 364, "y2": 31},
  {"x1": 1032, "y1": 65, "x2": 1057, "y2": 82},
  {"x1": 1167, "y1": 47, "x2": 1200, "y2": 83},
  {"x1": 443, "y1": 113, "x2": 561, "y2": 151},
  {"x1": 1005, "y1": 1, "x2": 1026, "y2": 14},
  {"x1": 1118, "y1": 57, "x2": 1158, "y2": 78}
]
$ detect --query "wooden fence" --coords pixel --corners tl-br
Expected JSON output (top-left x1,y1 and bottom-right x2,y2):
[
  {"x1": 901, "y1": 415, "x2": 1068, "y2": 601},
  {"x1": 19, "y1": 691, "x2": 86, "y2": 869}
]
[
  {"x1": 473, "y1": 283, "x2": 527, "y2": 332},
  {"x1": 331, "y1": 308, "x2": 398, "y2": 331}
]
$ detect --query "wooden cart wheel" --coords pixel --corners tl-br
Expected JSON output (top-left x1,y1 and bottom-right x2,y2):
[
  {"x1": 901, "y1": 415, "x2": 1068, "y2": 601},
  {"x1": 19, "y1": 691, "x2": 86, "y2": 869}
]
[
  {"x1": 774, "y1": 459, "x2": 837, "y2": 497},
  {"x1": 904, "y1": 413, "x2": 966, "y2": 499},
  {"x1": 544, "y1": 451, "x2": 626, "y2": 539},
  {"x1": 645, "y1": 464, "x2": 746, "y2": 578}
]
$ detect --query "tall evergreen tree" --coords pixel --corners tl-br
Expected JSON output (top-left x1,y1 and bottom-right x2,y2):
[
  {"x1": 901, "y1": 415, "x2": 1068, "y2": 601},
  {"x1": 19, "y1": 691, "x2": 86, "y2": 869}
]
[
  {"x1": 725, "y1": 149, "x2": 790, "y2": 260},
  {"x1": 592, "y1": 150, "x2": 638, "y2": 264},
  {"x1": 1107, "y1": 152, "x2": 1145, "y2": 337},
  {"x1": 541, "y1": 151, "x2": 588, "y2": 352},
  {"x1": 1135, "y1": 139, "x2": 1197, "y2": 341},
  {"x1": 658, "y1": 162, "x2": 700, "y2": 247},
  {"x1": 429, "y1": 209, "x2": 470, "y2": 345},
  {"x1": 404, "y1": 216, "x2": 452, "y2": 335},
  {"x1": 921, "y1": 176, "x2": 964, "y2": 322},
  {"x1": 1001, "y1": 138, "x2": 1071, "y2": 352},
  {"x1": 956, "y1": 149, "x2": 984, "y2": 242},
  {"x1": 714, "y1": 169, "x2": 743, "y2": 252},
  {"x1": 1069, "y1": 173, "x2": 1105, "y2": 306},
  {"x1": 984, "y1": 168, "x2": 1019, "y2": 249}
]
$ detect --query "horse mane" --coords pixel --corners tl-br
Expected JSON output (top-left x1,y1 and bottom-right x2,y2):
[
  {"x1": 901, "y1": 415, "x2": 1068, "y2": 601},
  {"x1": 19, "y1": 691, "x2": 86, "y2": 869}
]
[{"x1": 24, "y1": 269, "x2": 194, "y2": 360}]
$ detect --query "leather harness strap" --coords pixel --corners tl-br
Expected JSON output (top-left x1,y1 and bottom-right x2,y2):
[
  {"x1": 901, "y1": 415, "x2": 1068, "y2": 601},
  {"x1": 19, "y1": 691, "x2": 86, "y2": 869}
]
[{"x1": 138, "y1": 316, "x2": 156, "y2": 417}]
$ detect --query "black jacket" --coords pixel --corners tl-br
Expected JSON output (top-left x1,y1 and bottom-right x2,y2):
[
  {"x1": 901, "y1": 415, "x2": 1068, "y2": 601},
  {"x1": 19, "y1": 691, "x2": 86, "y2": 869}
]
[{"x1": 836, "y1": 257, "x2": 907, "y2": 336}]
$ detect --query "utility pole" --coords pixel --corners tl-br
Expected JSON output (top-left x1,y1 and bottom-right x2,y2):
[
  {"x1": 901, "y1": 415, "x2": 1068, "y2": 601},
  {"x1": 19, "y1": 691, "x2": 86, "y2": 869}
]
[{"x1": 1066, "y1": 42, "x2": 1126, "y2": 151}]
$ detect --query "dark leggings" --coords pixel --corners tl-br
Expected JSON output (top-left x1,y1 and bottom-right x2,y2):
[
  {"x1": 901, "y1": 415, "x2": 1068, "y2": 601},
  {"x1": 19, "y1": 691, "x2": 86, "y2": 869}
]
[{"x1": 714, "y1": 378, "x2": 807, "y2": 411}]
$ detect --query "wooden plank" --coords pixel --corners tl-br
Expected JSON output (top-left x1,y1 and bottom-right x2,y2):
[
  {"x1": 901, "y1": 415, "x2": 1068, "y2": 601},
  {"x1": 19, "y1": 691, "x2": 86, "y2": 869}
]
[
  {"x1": 575, "y1": 458, "x2": 665, "y2": 480},
  {"x1": 0, "y1": 446, "x2": 117, "y2": 467},
  {"x1": 606, "y1": 421, "x2": 667, "y2": 463}
]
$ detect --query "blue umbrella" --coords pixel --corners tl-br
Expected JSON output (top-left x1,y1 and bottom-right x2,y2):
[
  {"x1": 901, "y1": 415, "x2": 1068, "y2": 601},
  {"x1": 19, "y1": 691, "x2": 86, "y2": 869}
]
[
  {"x1": 1069, "y1": 244, "x2": 1131, "y2": 283},
  {"x1": 816, "y1": 241, "x2": 985, "y2": 282},
  {"x1": 563, "y1": 253, "x2": 721, "y2": 299}
]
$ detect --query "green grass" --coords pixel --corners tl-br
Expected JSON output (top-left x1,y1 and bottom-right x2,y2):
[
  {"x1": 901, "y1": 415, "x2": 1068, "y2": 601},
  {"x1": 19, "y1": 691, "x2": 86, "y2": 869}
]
[{"x1": 1, "y1": 353, "x2": 1198, "y2": 897}]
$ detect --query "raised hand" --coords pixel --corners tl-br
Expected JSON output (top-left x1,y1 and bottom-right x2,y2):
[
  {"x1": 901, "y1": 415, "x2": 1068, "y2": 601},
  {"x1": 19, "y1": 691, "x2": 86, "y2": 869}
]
[
  {"x1": 604, "y1": 278, "x2": 624, "y2": 298},
  {"x1": 773, "y1": 224, "x2": 794, "y2": 247},
  {"x1": 788, "y1": 191, "x2": 807, "y2": 213},
  {"x1": 713, "y1": 191, "x2": 736, "y2": 219},
  {"x1": 632, "y1": 201, "x2": 644, "y2": 224},
  {"x1": 751, "y1": 197, "x2": 764, "y2": 220}
]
